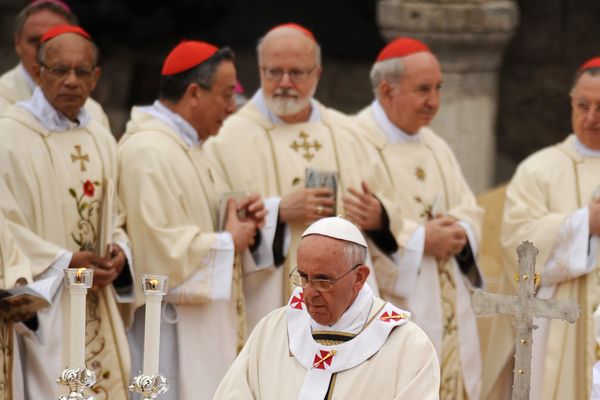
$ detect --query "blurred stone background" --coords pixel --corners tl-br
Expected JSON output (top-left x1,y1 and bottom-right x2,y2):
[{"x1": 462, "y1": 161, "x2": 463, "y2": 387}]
[{"x1": 1, "y1": 0, "x2": 599, "y2": 192}]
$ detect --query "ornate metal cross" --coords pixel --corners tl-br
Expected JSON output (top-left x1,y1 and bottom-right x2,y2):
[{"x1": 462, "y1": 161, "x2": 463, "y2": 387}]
[
  {"x1": 290, "y1": 131, "x2": 322, "y2": 161},
  {"x1": 71, "y1": 145, "x2": 90, "y2": 172},
  {"x1": 472, "y1": 241, "x2": 580, "y2": 400}
]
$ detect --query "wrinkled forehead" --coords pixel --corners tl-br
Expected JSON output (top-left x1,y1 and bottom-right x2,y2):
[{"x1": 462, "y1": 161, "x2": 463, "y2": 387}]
[
  {"x1": 260, "y1": 30, "x2": 317, "y2": 67},
  {"x1": 572, "y1": 73, "x2": 600, "y2": 100},
  {"x1": 42, "y1": 33, "x2": 95, "y2": 65},
  {"x1": 401, "y1": 52, "x2": 441, "y2": 77},
  {"x1": 297, "y1": 235, "x2": 347, "y2": 269}
]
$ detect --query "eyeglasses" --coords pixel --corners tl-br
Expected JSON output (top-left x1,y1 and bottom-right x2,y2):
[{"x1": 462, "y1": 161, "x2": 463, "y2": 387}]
[
  {"x1": 573, "y1": 100, "x2": 600, "y2": 114},
  {"x1": 39, "y1": 62, "x2": 96, "y2": 80},
  {"x1": 261, "y1": 66, "x2": 316, "y2": 83},
  {"x1": 289, "y1": 264, "x2": 361, "y2": 292}
]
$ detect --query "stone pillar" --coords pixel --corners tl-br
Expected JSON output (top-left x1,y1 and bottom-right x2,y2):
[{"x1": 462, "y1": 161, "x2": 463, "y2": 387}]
[{"x1": 377, "y1": 0, "x2": 518, "y2": 193}]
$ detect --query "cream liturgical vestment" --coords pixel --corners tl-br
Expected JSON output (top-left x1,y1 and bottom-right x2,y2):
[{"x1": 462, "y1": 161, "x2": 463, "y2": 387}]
[
  {"x1": 0, "y1": 89, "x2": 132, "y2": 399},
  {"x1": 205, "y1": 91, "x2": 386, "y2": 330},
  {"x1": 214, "y1": 285, "x2": 440, "y2": 400},
  {"x1": 491, "y1": 135, "x2": 600, "y2": 400},
  {"x1": 354, "y1": 103, "x2": 484, "y2": 400},
  {"x1": 118, "y1": 103, "x2": 252, "y2": 400},
  {"x1": 0, "y1": 64, "x2": 111, "y2": 130},
  {"x1": 0, "y1": 210, "x2": 32, "y2": 400}
]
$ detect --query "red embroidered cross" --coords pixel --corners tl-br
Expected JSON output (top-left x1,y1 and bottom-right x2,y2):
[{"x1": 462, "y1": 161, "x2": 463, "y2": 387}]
[
  {"x1": 290, "y1": 292, "x2": 304, "y2": 310},
  {"x1": 312, "y1": 349, "x2": 336, "y2": 370}
]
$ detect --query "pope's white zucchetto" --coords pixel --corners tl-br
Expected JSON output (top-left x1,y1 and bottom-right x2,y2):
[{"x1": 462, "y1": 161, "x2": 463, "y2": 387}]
[{"x1": 301, "y1": 217, "x2": 367, "y2": 247}]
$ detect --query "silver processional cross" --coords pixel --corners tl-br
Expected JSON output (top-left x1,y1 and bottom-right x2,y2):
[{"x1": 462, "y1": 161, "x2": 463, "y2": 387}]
[{"x1": 471, "y1": 241, "x2": 581, "y2": 400}]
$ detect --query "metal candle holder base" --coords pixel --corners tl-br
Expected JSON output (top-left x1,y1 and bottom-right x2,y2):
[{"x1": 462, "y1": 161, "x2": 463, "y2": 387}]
[
  {"x1": 57, "y1": 367, "x2": 97, "y2": 400},
  {"x1": 129, "y1": 374, "x2": 169, "y2": 399}
]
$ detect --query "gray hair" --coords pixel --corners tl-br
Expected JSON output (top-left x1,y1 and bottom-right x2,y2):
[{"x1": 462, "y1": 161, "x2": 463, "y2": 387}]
[
  {"x1": 369, "y1": 57, "x2": 405, "y2": 100},
  {"x1": 571, "y1": 67, "x2": 600, "y2": 93},
  {"x1": 256, "y1": 29, "x2": 322, "y2": 67},
  {"x1": 343, "y1": 242, "x2": 367, "y2": 267},
  {"x1": 15, "y1": 2, "x2": 78, "y2": 37}
]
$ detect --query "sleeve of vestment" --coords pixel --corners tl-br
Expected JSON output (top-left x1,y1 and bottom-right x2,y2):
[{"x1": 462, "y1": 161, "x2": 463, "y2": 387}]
[{"x1": 118, "y1": 134, "x2": 231, "y2": 304}]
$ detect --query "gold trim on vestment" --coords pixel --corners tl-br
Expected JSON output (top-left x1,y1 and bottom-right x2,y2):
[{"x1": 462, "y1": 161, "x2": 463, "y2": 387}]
[{"x1": 0, "y1": 319, "x2": 13, "y2": 400}]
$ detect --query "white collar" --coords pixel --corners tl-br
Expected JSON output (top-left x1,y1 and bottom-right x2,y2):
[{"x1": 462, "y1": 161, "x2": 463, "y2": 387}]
[
  {"x1": 574, "y1": 136, "x2": 600, "y2": 158},
  {"x1": 17, "y1": 63, "x2": 36, "y2": 93},
  {"x1": 286, "y1": 285, "x2": 410, "y2": 400},
  {"x1": 251, "y1": 89, "x2": 321, "y2": 125},
  {"x1": 371, "y1": 99, "x2": 421, "y2": 144},
  {"x1": 139, "y1": 100, "x2": 201, "y2": 147},
  {"x1": 310, "y1": 284, "x2": 373, "y2": 334},
  {"x1": 17, "y1": 87, "x2": 91, "y2": 132}
]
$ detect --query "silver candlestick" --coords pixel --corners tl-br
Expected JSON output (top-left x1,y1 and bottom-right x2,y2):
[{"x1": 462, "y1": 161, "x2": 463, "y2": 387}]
[
  {"x1": 129, "y1": 374, "x2": 169, "y2": 399},
  {"x1": 57, "y1": 367, "x2": 97, "y2": 400},
  {"x1": 59, "y1": 268, "x2": 95, "y2": 399},
  {"x1": 129, "y1": 275, "x2": 169, "y2": 399}
]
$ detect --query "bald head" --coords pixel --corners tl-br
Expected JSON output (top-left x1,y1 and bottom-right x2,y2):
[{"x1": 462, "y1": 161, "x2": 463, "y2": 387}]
[
  {"x1": 257, "y1": 26, "x2": 321, "y2": 67},
  {"x1": 33, "y1": 33, "x2": 100, "y2": 120}
]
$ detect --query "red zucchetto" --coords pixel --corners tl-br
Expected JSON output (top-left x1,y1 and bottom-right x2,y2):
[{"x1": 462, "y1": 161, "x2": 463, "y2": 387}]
[
  {"x1": 40, "y1": 25, "x2": 91, "y2": 43},
  {"x1": 161, "y1": 40, "x2": 219, "y2": 76},
  {"x1": 579, "y1": 57, "x2": 600, "y2": 72},
  {"x1": 376, "y1": 37, "x2": 430, "y2": 62},
  {"x1": 269, "y1": 23, "x2": 316, "y2": 42}
]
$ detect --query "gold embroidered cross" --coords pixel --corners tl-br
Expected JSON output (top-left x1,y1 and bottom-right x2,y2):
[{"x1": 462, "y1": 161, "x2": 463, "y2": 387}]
[
  {"x1": 71, "y1": 145, "x2": 89, "y2": 172},
  {"x1": 290, "y1": 131, "x2": 322, "y2": 161},
  {"x1": 415, "y1": 167, "x2": 426, "y2": 181}
]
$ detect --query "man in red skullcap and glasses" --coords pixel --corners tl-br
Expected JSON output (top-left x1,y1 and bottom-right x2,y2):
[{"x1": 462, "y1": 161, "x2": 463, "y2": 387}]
[
  {"x1": 118, "y1": 40, "x2": 266, "y2": 400},
  {"x1": 0, "y1": 25, "x2": 134, "y2": 399},
  {"x1": 351, "y1": 37, "x2": 484, "y2": 400},
  {"x1": 485, "y1": 58, "x2": 600, "y2": 400},
  {"x1": 205, "y1": 23, "x2": 399, "y2": 334},
  {"x1": 0, "y1": 0, "x2": 110, "y2": 130}
]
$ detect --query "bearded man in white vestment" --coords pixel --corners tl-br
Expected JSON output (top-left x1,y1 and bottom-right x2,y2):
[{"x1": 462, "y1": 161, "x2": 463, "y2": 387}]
[
  {"x1": 483, "y1": 57, "x2": 600, "y2": 400},
  {"x1": 118, "y1": 40, "x2": 267, "y2": 400},
  {"x1": 215, "y1": 217, "x2": 440, "y2": 400},
  {"x1": 205, "y1": 23, "x2": 401, "y2": 331},
  {"x1": 0, "y1": 0, "x2": 110, "y2": 129},
  {"x1": 351, "y1": 38, "x2": 484, "y2": 400},
  {"x1": 0, "y1": 25, "x2": 134, "y2": 399}
]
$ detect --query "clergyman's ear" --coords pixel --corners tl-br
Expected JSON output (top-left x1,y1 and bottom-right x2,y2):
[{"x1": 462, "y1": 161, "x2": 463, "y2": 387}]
[
  {"x1": 379, "y1": 81, "x2": 395, "y2": 105},
  {"x1": 354, "y1": 264, "x2": 370, "y2": 289}
]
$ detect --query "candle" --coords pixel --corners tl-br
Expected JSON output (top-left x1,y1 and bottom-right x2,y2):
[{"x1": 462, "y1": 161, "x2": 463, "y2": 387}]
[
  {"x1": 141, "y1": 275, "x2": 168, "y2": 376},
  {"x1": 64, "y1": 268, "x2": 93, "y2": 369}
]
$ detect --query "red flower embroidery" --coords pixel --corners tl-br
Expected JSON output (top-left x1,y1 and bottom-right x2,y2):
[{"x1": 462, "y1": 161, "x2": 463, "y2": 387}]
[{"x1": 83, "y1": 180, "x2": 95, "y2": 197}]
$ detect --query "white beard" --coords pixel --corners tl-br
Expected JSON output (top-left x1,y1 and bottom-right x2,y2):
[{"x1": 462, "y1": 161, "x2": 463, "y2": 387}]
[{"x1": 264, "y1": 86, "x2": 316, "y2": 117}]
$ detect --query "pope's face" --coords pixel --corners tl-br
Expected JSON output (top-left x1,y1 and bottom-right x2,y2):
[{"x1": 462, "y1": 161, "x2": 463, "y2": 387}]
[
  {"x1": 571, "y1": 72, "x2": 600, "y2": 150},
  {"x1": 34, "y1": 33, "x2": 100, "y2": 121},
  {"x1": 15, "y1": 9, "x2": 70, "y2": 78},
  {"x1": 382, "y1": 52, "x2": 442, "y2": 135},
  {"x1": 296, "y1": 236, "x2": 364, "y2": 326},
  {"x1": 259, "y1": 32, "x2": 321, "y2": 121},
  {"x1": 193, "y1": 60, "x2": 237, "y2": 140}
]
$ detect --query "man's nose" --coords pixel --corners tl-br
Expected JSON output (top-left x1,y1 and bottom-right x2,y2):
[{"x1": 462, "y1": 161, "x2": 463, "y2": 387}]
[
  {"x1": 227, "y1": 97, "x2": 237, "y2": 114},
  {"x1": 426, "y1": 90, "x2": 440, "y2": 109},
  {"x1": 63, "y1": 70, "x2": 79, "y2": 86},
  {"x1": 279, "y1": 71, "x2": 293, "y2": 87}
]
